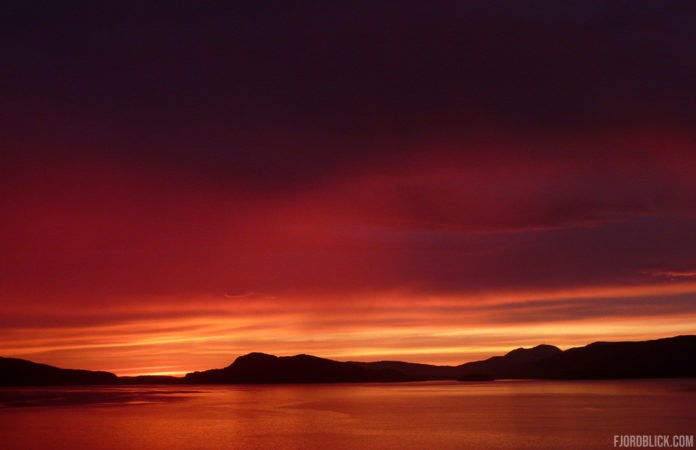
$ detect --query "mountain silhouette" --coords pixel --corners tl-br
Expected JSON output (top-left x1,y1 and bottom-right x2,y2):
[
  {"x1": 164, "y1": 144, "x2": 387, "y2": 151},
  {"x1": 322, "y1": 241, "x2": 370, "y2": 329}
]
[
  {"x1": 347, "y1": 360, "x2": 460, "y2": 380},
  {"x1": 0, "y1": 357, "x2": 118, "y2": 386},
  {"x1": 351, "y1": 337, "x2": 696, "y2": 380},
  {"x1": 350, "y1": 345, "x2": 562, "y2": 380},
  {"x1": 2, "y1": 335, "x2": 695, "y2": 385},
  {"x1": 505, "y1": 335, "x2": 696, "y2": 379},
  {"x1": 456, "y1": 344, "x2": 563, "y2": 379},
  {"x1": 185, "y1": 352, "x2": 407, "y2": 384}
]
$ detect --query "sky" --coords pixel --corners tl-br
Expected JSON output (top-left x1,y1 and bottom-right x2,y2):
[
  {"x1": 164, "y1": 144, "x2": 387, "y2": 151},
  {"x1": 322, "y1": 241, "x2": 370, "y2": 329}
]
[{"x1": 2, "y1": 1, "x2": 696, "y2": 376}]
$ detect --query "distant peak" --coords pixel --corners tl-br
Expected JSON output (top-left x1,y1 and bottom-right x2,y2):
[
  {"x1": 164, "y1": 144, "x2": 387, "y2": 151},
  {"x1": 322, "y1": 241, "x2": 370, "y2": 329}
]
[
  {"x1": 533, "y1": 344, "x2": 562, "y2": 352},
  {"x1": 237, "y1": 352, "x2": 277, "y2": 360},
  {"x1": 227, "y1": 352, "x2": 278, "y2": 367},
  {"x1": 505, "y1": 344, "x2": 560, "y2": 356}
]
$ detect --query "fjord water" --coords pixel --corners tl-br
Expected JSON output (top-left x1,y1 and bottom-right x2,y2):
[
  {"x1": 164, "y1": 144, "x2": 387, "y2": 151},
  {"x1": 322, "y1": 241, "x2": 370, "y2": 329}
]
[{"x1": 1, "y1": 380, "x2": 694, "y2": 450}]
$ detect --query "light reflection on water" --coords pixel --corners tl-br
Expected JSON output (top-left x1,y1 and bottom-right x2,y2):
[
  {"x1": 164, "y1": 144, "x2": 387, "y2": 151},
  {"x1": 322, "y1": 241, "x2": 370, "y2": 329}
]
[{"x1": 1, "y1": 380, "x2": 694, "y2": 449}]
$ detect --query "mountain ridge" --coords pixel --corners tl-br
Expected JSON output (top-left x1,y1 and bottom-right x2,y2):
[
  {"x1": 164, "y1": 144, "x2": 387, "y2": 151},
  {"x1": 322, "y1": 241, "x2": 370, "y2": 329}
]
[
  {"x1": 185, "y1": 352, "x2": 408, "y2": 384},
  {"x1": 2, "y1": 335, "x2": 694, "y2": 385},
  {"x1": 0, "y1": 356, "x2": 118, "y2": 386}
]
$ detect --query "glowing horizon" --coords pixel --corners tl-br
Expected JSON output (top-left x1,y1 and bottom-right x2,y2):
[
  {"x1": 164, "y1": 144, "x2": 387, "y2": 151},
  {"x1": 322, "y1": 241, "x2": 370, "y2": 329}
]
[{"x1": 4, "y1": 280, "x2": 696, "y2": 376}]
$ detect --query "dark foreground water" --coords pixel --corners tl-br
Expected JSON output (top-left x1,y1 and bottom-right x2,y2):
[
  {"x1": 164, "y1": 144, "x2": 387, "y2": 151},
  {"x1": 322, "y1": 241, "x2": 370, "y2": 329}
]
[{"x1": 1, "y1": 380, "x2": 694, "y2": 449}]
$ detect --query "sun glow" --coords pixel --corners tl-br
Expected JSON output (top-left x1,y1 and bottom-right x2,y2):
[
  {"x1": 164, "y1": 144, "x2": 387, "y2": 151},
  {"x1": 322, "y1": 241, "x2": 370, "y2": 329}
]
[{"x1": 3, "y1": 280, "x2": 696, "y2": 375}]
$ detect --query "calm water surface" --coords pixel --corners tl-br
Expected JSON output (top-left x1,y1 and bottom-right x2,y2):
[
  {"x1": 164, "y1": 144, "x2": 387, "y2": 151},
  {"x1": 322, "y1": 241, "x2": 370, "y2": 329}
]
[{"x1": 1, "y1": 380, "x2": 694, "y2": 449}]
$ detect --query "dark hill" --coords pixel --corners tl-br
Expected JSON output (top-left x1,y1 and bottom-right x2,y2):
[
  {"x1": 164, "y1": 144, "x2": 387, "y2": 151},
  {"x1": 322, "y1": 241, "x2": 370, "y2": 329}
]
[
  {"x1": 185, "y1": 352, "x2": 408, "y2": 384},
  {"x1": 348, "y1": 360, "x2": 459, "y2": 380},
  {"x1": 508, "y1": 335, "x2": 696, "y2": 379},
  {"x1": 351, "y1": 345, "x2": 563, "y2": 380},
  {"x1": 3, "y1": 335, "x2": 694, "y2": 385},
  {"x1": 457, "y1": 344, "x2": 562, "y2": 378},
  {"x1": 0, "y1": 357, "x2": 118, "y2": 386},
  {"x1": 350, "y1": 337, "x2": 696, "y2": 381}
]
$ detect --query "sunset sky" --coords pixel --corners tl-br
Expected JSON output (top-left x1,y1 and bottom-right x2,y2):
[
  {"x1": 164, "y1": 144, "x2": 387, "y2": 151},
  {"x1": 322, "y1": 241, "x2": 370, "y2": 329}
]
[{"x1": 2, "y1": 1, "x2": 696, "y2": 376}]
